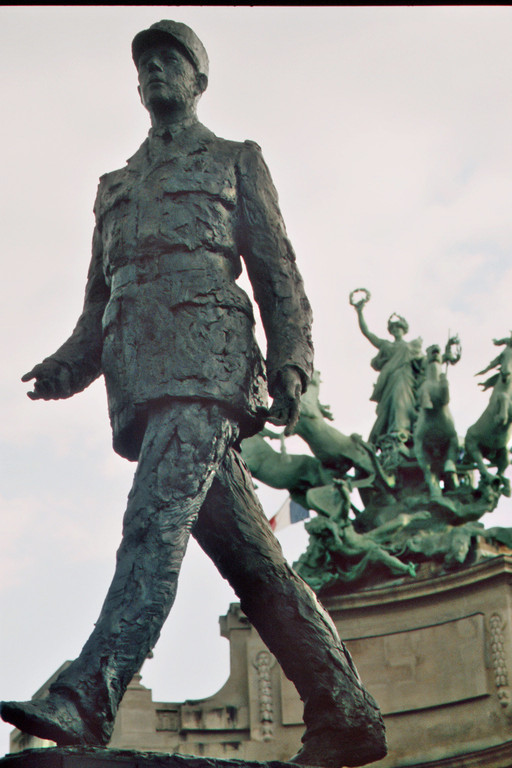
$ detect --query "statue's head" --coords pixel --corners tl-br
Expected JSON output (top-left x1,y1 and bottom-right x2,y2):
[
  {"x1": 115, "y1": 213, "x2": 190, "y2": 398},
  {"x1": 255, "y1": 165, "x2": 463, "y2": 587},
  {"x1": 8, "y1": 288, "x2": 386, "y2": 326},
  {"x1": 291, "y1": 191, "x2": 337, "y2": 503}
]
[
  {"x1": 132, "y1": 21, "x2": 209, "y2": 117},
  {"x1": 387, "y1": 313, "x2": 409, "y2": 339}
]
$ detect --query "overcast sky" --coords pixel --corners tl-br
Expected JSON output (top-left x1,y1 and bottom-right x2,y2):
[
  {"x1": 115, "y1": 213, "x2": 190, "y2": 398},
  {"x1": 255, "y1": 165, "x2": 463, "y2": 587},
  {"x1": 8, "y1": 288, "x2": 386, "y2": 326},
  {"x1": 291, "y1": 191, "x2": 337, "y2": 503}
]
[{"x1": 2, "y1": 5, "x2": 512, "y2": 756}]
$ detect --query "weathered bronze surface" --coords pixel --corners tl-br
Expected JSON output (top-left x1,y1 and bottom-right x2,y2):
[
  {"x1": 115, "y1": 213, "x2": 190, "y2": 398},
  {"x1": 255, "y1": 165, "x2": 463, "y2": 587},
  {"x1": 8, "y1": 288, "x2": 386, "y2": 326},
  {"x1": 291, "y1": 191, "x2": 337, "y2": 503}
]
[{"x1": 0, "y1": 21, "x2": 386, "y2": 768}]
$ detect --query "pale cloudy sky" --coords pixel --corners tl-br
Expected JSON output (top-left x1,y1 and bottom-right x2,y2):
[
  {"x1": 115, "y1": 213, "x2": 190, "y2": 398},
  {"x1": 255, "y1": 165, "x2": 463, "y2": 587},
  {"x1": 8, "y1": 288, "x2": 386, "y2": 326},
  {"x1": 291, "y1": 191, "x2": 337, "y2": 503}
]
[{"x1": 2, "y1": 5, "x2": 512, "y2": 756}]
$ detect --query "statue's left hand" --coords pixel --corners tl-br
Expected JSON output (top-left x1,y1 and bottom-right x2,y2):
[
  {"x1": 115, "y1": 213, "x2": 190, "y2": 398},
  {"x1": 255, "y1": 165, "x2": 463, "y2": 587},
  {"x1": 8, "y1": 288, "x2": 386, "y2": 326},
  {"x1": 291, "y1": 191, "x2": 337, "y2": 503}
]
[{"x1": 268, "y1": 367, "x2": 302, "y2": 436}]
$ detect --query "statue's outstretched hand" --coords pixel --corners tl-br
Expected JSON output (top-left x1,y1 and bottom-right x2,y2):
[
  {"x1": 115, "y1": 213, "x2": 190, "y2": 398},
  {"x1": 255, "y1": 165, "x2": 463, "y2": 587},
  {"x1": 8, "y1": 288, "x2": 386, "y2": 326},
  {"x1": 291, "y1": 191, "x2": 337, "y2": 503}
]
[
  {"x1": 267, "y1": 366, "x2": 302, "y2": 436},
  {"x1": 21, "y1": 360, "x2": 73, "y2": 400}
]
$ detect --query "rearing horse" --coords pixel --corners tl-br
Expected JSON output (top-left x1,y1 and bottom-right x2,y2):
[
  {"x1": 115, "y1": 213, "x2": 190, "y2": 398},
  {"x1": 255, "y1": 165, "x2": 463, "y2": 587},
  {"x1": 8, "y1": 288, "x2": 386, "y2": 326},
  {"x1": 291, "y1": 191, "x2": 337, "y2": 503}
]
[
  {"x1": 465, "y1": 340, "x2": 512, "y2": 494},
  {"x1": 413, "y1": 342, "x2": 460, "y2": 499}
]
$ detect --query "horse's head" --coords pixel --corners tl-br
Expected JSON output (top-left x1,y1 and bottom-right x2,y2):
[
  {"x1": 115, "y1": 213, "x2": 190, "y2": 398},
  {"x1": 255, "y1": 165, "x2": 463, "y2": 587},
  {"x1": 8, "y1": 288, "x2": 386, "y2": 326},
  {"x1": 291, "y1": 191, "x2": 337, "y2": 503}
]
[{"x1": 426, "y1": 344, "x2": 442, "y2": 364}]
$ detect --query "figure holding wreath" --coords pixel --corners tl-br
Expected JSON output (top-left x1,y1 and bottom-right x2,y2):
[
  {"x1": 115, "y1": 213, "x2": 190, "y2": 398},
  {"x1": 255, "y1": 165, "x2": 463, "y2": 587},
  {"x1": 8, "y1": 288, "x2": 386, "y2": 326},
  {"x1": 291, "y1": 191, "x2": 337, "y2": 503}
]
[{"x1": 350, "y1": 289, "x2": 424, "y2": 453}]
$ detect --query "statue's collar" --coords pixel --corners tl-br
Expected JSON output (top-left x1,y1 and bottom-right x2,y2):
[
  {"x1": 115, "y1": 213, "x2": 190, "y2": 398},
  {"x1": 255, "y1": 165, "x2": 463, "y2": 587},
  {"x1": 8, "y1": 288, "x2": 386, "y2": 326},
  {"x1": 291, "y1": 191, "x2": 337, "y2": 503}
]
[
  {"x1": 126, "y1": 121, "x2": 216, "y2": 170},
  {"x1": 148, "y1": 115, "x2": 199, "y2": 142}
]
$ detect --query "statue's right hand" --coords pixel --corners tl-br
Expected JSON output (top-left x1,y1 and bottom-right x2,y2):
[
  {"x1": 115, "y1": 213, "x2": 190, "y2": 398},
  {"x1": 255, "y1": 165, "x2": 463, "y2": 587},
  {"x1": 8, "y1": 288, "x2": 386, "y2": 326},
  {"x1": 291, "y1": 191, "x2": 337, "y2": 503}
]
[{"x1": 21, "y1": 360, "x2": 73, "y2": 400}]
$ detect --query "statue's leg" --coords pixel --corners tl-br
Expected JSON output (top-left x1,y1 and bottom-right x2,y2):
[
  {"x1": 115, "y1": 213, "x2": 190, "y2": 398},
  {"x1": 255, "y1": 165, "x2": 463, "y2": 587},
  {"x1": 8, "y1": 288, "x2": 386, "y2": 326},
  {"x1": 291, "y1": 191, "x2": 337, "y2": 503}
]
[
  {"x1": 365, "y1": 546, "x2": 416, "y2": 578},
  {"x1": 193, "y1": 448, "x2": 387, "y2": 768},
  {"x1": 1, "y1": 401, "x2": 237, "y2": 746}
]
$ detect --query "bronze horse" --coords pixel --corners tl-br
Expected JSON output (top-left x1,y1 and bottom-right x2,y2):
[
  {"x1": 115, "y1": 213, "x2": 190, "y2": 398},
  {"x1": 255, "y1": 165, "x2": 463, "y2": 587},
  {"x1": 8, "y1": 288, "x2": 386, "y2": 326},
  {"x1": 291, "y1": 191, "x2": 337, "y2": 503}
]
[{"x1": 465, "y1": 340, "x2": 512, "y2": 495}]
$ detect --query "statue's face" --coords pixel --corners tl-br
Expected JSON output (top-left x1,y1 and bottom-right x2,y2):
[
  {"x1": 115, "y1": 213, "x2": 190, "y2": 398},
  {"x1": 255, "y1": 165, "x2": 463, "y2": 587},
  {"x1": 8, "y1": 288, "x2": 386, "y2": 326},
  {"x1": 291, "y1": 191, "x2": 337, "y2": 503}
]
[
  {"x1": 389, "y1": 323, "x2": 405, "y2": 340},
  {"x1": 137, "y1": 42, "x2": 202, "y2": 115}
]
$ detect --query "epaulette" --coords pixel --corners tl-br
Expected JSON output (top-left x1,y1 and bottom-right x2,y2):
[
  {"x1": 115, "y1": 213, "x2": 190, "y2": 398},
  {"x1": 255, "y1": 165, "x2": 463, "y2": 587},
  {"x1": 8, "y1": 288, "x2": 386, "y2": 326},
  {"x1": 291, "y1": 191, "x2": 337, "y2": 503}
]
[{"x1": 244, "y1": 139, "x2": 262, "y2": 151}]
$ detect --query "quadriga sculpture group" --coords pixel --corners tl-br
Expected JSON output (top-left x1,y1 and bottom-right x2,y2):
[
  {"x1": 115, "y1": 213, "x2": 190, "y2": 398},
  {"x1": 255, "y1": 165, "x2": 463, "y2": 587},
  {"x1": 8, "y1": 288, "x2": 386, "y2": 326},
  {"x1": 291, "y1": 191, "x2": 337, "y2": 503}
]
[{"x1": 241, "y1": 289, "x2": 512, "y2": 591}]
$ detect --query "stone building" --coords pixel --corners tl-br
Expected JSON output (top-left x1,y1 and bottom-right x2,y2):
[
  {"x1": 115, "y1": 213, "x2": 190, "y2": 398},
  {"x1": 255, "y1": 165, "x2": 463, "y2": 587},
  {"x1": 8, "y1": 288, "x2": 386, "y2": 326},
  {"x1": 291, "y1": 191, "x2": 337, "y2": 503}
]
[{"x1": 9, "y1": 555, "x2": 512, "y2": 767}]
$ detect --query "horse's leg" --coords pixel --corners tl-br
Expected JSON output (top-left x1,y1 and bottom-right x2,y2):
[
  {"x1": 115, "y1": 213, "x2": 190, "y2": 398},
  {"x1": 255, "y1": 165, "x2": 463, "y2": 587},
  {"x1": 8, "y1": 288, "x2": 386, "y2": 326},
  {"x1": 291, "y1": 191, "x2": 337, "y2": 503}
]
[
  {"x1": 465, "y1": 429, "x2": 495, "y2": 484},
  {"x1": 443, "y1": 434, "x2": 460, "y2": 490},
  {"x1": 494, "y1": 447, "x2": 511, "y2": 497},
  {"x1": 414, "y1": 434, "x2": 440, "y2": 499}
]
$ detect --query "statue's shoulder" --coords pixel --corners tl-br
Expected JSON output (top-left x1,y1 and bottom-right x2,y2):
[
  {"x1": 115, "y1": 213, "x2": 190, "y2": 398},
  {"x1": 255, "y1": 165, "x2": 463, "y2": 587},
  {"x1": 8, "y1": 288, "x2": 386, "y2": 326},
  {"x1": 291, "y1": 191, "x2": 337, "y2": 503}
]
[
  {"x1": 94, "y1": 149, "x2": 144, "y2": 216},
  {"x1": 238, "y1": 139, "x2": 269, "y2": 172},
  {"x1": 234, "y1": 138, "x2": 263, "y2": 157},
  {"x1": 94, "y1": 140, "x2": 150, "y2": 209},
  {"x1": 215, "y1": 138, "x2": 268, "y2": 180},
  {"x1": 94, "y1": 166, "x2": 131, "y2": 213},
  {"x1": 242, "y1": 139, "x2": 262, "y2": 151},
  {"x1": 100, "y1": 138, "x2": 151, "y2": 184},
  {"x1": 98, "y1": 166, "x2": 128, "y2": 187},
  {"x1": 206, "y1": 134, "x2": 250, "y2": 154},
  {"x1": 219, "y1": 138, "x2": 261, "y2": 151},
  {"x1": 206, "y1": 129, "x2": 262, "y2": 157}
]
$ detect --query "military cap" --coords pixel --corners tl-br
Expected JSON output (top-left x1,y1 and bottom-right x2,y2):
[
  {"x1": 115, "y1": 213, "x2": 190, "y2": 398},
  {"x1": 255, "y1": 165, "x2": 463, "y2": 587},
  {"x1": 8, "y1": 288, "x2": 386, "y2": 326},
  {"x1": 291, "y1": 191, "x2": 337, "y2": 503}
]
[{"x1": 132, "y1": 20, "x2": 209, "y2": 80}]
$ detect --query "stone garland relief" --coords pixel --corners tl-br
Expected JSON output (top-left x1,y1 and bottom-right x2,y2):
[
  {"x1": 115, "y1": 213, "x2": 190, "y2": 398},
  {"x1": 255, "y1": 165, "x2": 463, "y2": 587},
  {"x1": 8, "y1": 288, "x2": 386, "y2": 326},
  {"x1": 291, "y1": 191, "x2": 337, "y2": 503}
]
[
  {"x1": 252, "y1": 651, "x2": 276, "y2": 742},
  {"x1": 489, "y1": 613, "x2": 511, "y2": 713}
]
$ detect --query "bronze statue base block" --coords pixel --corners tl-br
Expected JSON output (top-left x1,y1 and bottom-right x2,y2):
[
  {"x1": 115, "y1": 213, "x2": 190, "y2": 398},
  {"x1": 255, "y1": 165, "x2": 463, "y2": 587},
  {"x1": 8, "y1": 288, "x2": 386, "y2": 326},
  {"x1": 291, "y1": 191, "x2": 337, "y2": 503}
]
[{"x1": 0, "y1": 748, "x2": 291, "y2": 768}]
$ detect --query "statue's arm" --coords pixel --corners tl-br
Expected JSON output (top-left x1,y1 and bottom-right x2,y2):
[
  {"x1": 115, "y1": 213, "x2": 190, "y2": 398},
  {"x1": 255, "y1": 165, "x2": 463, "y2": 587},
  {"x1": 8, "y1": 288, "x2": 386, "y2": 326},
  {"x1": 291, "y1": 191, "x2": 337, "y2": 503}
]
[
  {"x1": 354, "y1": 305, "x2": 384, "y2": 350},
  {"x1": 22, "y1": 213, "x2": 109, "y2": 401},
  {"x1": 237, "y1": 141, "x2": 314, "y2": 432}
]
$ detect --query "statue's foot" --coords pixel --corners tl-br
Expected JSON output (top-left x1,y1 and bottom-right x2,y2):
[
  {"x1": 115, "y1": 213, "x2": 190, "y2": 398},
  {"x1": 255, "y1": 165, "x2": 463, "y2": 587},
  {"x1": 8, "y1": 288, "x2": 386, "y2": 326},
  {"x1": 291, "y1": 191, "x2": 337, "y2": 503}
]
[
  {"x1": 289, "y1": 722, "x2": 387, "y2": 767},
  {"x1": 0, "y1": 695, "x2": 101, "y2": 746},
  {"x1": 290, "y1": 688, "x2": 387, "y2": 768}
]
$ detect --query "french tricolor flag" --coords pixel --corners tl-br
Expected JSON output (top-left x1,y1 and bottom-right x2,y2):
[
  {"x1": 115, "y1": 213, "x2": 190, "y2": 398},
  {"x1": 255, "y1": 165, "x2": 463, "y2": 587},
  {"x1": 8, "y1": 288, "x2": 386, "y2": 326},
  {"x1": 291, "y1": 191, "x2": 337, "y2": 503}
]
[{"x1": 269, "y1": 497, "x2": 310, "y2": 532}]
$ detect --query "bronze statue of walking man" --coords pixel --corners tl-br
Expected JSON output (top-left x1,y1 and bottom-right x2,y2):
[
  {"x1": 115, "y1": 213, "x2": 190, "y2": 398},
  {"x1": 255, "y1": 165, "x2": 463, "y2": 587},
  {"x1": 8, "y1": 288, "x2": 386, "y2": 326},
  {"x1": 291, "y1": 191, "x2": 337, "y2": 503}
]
[{"x1": 1, "y1": 22, "x2": 386, "y2": 768}]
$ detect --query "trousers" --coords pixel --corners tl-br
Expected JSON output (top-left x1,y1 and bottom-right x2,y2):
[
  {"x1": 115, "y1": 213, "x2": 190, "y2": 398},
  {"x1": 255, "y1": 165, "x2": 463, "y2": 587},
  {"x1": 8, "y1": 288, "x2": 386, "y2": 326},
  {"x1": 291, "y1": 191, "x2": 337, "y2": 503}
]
[{"x1": 50, "y1": 400, "x2": 377, "y2": 744}]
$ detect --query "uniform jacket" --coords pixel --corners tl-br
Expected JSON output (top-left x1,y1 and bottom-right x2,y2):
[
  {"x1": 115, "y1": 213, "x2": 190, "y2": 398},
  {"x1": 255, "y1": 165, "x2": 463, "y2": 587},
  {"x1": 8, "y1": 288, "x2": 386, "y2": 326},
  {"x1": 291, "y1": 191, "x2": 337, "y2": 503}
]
[{"x1": 49, "y1": 121, "x2": 314, "y2": 460}]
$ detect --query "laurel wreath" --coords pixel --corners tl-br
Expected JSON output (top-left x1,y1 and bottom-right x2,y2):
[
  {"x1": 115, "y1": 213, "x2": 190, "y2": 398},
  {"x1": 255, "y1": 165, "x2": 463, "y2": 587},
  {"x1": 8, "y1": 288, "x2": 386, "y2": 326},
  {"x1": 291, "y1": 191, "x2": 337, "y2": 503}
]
[{"x1": 349, "y1": 288, "x2": 371, "y2": 307}]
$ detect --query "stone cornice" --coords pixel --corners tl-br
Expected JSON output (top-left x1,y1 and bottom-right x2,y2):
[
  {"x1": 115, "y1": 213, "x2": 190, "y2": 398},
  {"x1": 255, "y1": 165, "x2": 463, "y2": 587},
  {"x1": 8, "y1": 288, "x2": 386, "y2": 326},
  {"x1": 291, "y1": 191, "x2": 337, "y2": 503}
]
[{"x1": 322, "y1": 554, "x2": 512, "y2": 613}]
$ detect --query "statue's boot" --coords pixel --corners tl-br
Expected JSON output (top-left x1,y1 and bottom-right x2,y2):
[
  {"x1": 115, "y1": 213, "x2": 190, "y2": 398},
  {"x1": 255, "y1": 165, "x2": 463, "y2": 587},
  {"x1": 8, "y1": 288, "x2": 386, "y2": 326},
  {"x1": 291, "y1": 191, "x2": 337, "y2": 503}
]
[
  {"x1": 0, "y1": 695, "x2": 98, "y2": 746},
  {"x1": 289, "y1": 724, "x2": 386, "y2": 768}
]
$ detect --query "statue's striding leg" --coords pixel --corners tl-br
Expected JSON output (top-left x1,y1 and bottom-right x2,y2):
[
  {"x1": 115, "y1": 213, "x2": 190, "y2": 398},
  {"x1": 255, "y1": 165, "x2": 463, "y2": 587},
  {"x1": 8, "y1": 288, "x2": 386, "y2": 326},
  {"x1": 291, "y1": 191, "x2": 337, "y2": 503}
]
[
  {"x1": 1, "y1": 401, "x2": 237, "y2": 747},
  {"x1": 193, "y1": 448, "x2": 387, "y2": 768}
]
